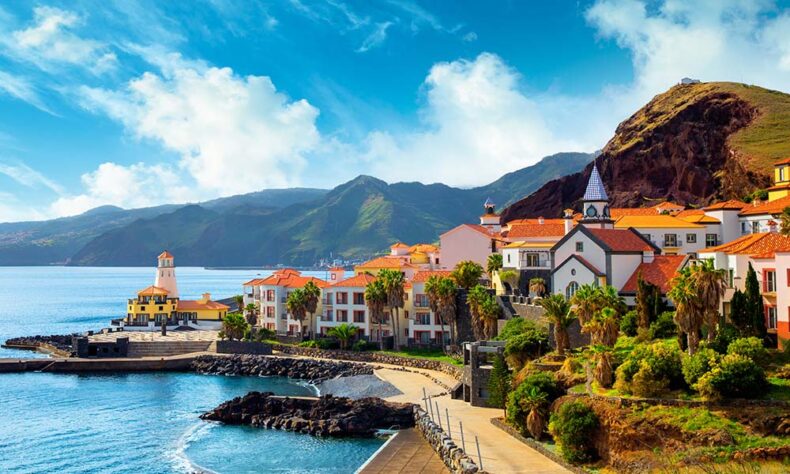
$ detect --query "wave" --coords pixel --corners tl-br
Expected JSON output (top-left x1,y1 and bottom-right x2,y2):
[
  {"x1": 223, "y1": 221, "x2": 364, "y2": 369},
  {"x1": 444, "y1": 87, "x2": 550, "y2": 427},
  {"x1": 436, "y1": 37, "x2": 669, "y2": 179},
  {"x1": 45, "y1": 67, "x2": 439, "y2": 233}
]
[{"x1": 171, "y1": 422, "x2": 220, "y2": 474}]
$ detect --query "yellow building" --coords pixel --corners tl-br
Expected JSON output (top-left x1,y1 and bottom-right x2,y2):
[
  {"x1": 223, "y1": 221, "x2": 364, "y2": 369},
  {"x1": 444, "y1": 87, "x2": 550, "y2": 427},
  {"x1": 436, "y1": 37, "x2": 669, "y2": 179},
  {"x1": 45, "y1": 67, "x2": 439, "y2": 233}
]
[
  {"x1": 768, "y1": 157, "x2": 790, "y2": 201},
  {"x1": 120, "y1": 251, "x2": 229, "y2": 330}
]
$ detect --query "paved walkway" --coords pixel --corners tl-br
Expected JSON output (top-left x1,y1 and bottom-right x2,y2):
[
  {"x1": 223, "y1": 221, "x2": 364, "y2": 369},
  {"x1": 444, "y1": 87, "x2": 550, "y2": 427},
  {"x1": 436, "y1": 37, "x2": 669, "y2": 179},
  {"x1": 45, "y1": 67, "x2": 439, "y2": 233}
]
[
  {"x1": 89, "y1": 330, "x2": 219, "y2": 342},
  {"x1": 359, "y1": 428, "x2": 446, "y2": 474}
]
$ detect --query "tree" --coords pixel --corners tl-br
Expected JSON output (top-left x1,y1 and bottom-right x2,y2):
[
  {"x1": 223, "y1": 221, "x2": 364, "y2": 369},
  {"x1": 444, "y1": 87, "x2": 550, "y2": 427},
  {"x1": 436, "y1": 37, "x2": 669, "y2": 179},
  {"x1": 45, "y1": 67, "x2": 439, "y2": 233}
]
[
  {"x1": 365, "y1": 279, "x2": 388, "y2": 350},
  {"x1": 691, "y1": 259, "x2": 727, "y2": 342},
  {"x1": 233, "y1": 294, "x2": 244, "y2": 314},
  {"x1": 487, "y1": 253, "x2": 503, "y2": 276},
  {"x1": 222, "y1": 312, "x2": 248, "y2": 341},
  {"x1": 538, "y1": 293, "x2": 575, "y2": 355},
  {"x1": 529, "y1": 277, "x2": 546, "y2": 298},
  {"x1": 452, "y1": 260, "x2": 484, "y2": 289},
  {"x1": 780, "y1": 206, "x2": 790, "y2": 236},
  {"x1": 480, "y1": 294, "x2": 502, "y2": 340},
  {"x1": 244, "y1": 303, "x2": 259, "y2": 326},
  {"x1": 590, "y1": 345, "x2": 614, "y2": 388},
  {"x1": 436, "y1": 276, "x2": 458, "y2": 346},
  {"x1": 744, "y1": 263, "x2": 767, "y2": 339},
  {"x1": 328, "y1": 323, "x2": 358, "y2": 350},
  {"x1": 729, "y1": 288, "x2": 750, "y2": 335},
  {"x1": 635, "y1": 274, "x2": 662, "y2": 331},
  {"x1": 569, "y1": 284, "x2": 598, "y2": 325},
  {"x1": 467, "y1": 284, "x2": 489, "y2": 340},
  {"x1": 668, "y1": 268, "x2": 703, "y2": 355},
  {"x1": 499, "y1": 269, "x2": 520, "y2": 295},
  {"x1": 286, "y1": 289, "x2": 308, "y2": 337},
  {"x1": 379, "y1": 269, "x2": 406, "y2": 349},
  {"x1": 487, "y1": 353, "x2": 511, "y2": 410},
  {"x1": 302, "y1": 281, "x2": 321, "y2": 340},
  {"x1": 521, "y1": 387, "x2": 549, "y2": 440},
  {"x1": 584, "y1": 307, "x2": 620, "y2": 347}
]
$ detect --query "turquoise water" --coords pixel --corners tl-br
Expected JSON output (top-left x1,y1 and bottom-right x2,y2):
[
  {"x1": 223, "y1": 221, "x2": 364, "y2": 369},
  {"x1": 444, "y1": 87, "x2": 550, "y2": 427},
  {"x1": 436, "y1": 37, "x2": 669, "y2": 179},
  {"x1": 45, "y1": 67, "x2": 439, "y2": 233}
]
[{"x1": 0, "y1": 267, "x2": 379, "y2": 473}]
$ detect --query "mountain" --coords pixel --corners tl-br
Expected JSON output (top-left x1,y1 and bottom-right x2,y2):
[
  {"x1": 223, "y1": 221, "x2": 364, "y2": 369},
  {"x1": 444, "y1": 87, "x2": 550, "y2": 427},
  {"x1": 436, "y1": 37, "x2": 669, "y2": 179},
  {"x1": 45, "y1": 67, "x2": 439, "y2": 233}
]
[
  {"x1": 502, "y1": 82, "x2": 790, "y2": 221},
  {"x1": 63, "y1": 152, "x2": 592, "y2": 266}
]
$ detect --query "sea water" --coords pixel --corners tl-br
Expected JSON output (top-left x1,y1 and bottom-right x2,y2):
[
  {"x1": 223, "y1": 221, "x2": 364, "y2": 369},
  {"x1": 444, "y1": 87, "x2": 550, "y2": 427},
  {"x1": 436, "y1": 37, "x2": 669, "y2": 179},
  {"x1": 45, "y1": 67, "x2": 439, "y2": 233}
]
[{"x1": 0, "y1": 267, "x2": 381, "y2": 473}]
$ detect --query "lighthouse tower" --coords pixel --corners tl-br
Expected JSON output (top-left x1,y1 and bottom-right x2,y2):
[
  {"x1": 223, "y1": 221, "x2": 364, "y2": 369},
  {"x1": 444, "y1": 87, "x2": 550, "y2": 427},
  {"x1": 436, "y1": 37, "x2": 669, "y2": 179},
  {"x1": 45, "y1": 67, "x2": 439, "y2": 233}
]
[{"x1": 154, "y1": 250, "x2": 179, "y2": 298}]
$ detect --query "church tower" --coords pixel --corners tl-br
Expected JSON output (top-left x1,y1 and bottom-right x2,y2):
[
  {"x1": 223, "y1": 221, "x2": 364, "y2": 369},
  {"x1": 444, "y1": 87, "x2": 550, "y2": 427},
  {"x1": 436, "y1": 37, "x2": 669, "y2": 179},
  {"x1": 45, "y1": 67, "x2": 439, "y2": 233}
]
[
  {"x1": 480, "y1": 197, "x2": 502, "y2": 232},
  {"x1": 154, "y1": 250, "x2": 179, "y2": 298},
  {"x1": 580, "y1": 164, "x2": 614, "y2": 229}
]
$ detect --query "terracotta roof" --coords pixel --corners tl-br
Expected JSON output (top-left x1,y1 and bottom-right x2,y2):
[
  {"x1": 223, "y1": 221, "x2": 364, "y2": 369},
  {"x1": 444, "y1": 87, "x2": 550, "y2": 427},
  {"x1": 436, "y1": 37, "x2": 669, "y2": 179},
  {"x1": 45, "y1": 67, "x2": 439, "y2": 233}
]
[
  {"x1": 158, "y1": 251, "x2": 174, "y2": 259},
  {"x1": 613, "y1": 215, "x2": 704, "y2": 229},
  {"x1": 137, "y1": 286, "x2": 170, "y2": 297},
  {"x1": 586, "y1": 228, "x2": 655, "y2": 252},
  {"x1": 702, "y1": 233, "x2": 790, "y2": 258},
  {"x1": 443, "y1": 223, "x2": 500, "y2": 239},
  {"x1": 506, "y1": 222, "x2": 566, "y2": 239},
  {"x1": 654, "y1": 201, "x2": 685, "y2": 211},
  {"x1": 409, "y1": 243, "x2": 439, "y2": 253},
  {"x1": 245, "y1": 270, "x2": 327, "y2": 289},
  {"x1": 331, "y1": 273, "x2": 376, "y2": 287},
  {"x1": 356, "y1": 256, "x2": 416, "y2": 270},
  {"x1": 621, "y1": 255, "x2": 688, "y2": 293},
  {"x1": 391, "y1": 242, "x2": 409, "y2": 249},
  {"x1": 177, "y1": 299, "x2": 229, "y2": 310},
  {"x1": 704, "y1": 199, "x2": 748, "y2": 211},
  {"x1": 503, "y1": 241, "x2": 555, "y2": 249},
  {"x1": 411, "y1": 270, "x2": 452, "y2": 283},
  {"x1": 739, "y1": 195, "x2": 790, "y2": 216},
  {"x1": 774, "y1": 157, "x2": 790, "y2": 166},
  {"x1": 677, "y1": 213, "x2": 721, "y2": 224},
  {"x1": 610, "y1": 208, "x2": 661, "y2": 217}
]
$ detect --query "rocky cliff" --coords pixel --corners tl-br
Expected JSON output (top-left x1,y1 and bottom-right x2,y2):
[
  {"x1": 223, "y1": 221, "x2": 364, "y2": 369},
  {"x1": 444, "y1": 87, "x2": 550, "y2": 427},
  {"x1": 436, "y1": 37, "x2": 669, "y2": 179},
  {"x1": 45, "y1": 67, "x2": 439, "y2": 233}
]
[{"x1": 502, "y1": 82, "x2": 790, "y2": 220}]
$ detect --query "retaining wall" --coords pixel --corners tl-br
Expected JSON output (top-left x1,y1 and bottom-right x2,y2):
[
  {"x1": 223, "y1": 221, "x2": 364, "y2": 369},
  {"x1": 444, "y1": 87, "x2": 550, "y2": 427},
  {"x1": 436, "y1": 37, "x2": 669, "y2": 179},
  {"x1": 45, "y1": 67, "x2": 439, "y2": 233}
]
[{"x1": 215, "y1": 340, "x2": 273, "y2": 355}]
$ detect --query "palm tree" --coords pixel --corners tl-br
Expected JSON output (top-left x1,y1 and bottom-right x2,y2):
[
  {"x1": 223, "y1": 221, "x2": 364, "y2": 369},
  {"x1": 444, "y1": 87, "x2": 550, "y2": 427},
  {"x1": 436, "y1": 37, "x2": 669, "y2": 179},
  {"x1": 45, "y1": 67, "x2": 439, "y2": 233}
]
[
  {"x1": 233, "y1": 294, "x2": 244, "y2": 314},
  {"x1": 244, "y1": 303, "x2": 259, "y2": 326},
  {"x1": 365, "y1": 280, "x2": 388, "y2": 350},
  {"x1": 691, "y1": 259, "x2": 727, "y2": 342},
  {"x1": 528, "y1": 277, "x2": 546, "y2": 298},
  {"x1": 538, "y1": 293, "x2": 575, "y2": 356},
  {"x1": 480, "y1": 295, "x2": 501, "y2": 339},
  {"x1": 379, "y1": 269, "x2": 406, "y2": 350},
  {"x1": 486, "y1": 253, "x2": 503, "y2": 276},
  {"x1": 425, "y1": 275, "x2": 446, "y2": 346},
  {"x1": 499, "y1": 269, "x2": 519, "y2": 295},
  {"x1": 436, "y1": 277, "x2": 458, "y2": 347},
  {"x1": 668, "y1": 268, "x2": 703, "y2": 355},
  {"x1": 285, "y1": 289, "x2": 308, "y2": 337},
  {"x1": 452, "y1": 260, "x2": 484, "y2": 289},
  {"x1": 520, "y1": 386, "x2": 548, "y2": 440},
  {"x1": 780, "y1": 206, "x2": 790, "y2": 236},
  {"x1": 467, "y1": 284, "x2": 489, "y2": 340},
  {"x1": 302, "y1": 281, "x2": 321, "y2": 340},
  {"x1": 328, "y1": 323, "x2": 358, "y2": 350},
  {"x1": 590, "y1": 345, "x2": 614, "y2": 388},
  {"x1": 598, "y1": 285, "x2": 627, "y2": 316},
  {"x1": 583, "y1": 307, "x2": 620, "y2": 346}
]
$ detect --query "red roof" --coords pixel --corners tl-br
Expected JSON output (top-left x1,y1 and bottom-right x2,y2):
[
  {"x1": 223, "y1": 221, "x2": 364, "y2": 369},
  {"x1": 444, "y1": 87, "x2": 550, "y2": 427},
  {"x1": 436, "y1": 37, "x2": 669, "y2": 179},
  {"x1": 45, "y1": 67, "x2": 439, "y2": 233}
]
[
  {"x1": 158, "y1": 251, "x2": 174, "y2": 259},
  {"x1": 177, "y1": 300, "x2": 229, "y2": 310},
  {"x1": 703, "y1": 232, "x2": 790, "y2": 258},
  {"x1": 331, "y1": 273, "x2": 376, "y2": 287},
  {"x1": 243, "y1": 269, "x2": 327, "y2": 288},
  {"x1": 704, "y1": 199, "x2": 748, "y2": 211},
  {"x1": 356, "y1": 255, "x2": 416, "y2": 270},
  {"x1": 621, "y1": 255, "x2": 688, "y2": 293},
  {"x1": 740, "y1": 195, "x2": 790, "y2": 216},
  {"x1": 506, "y1": 222, "x2": 566, "y2": 239},
  {"x1": 411, "y1": 270, "x2": 452, "y2": 282},
  {"x1": 137, "y1": 285, "x2": 170, "y2": 296},
  {"x1": 774, "y1": 157, "x2": 790, "y2": 166},
  {"x1": 586, "y1": 228, "x2": 655, "y2": 252}
]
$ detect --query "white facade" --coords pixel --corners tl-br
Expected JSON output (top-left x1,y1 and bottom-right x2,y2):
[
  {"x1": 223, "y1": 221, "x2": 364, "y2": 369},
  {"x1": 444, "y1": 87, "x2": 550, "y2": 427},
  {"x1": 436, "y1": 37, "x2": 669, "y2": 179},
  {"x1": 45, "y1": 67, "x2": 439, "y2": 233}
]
[
  {"x1": 154, "y1": 252, "x2": 178, "y2": 298},
  {"x1": 408, "y1": 278, "x2": 450, "y2": 345}
]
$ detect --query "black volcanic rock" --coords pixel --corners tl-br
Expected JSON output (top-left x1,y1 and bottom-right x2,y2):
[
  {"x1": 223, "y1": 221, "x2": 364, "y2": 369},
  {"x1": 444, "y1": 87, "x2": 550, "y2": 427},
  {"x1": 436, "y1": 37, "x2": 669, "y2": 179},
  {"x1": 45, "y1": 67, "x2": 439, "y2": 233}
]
[{"x1": 190, "y1": 354, "x2": 373, "y2": 383}]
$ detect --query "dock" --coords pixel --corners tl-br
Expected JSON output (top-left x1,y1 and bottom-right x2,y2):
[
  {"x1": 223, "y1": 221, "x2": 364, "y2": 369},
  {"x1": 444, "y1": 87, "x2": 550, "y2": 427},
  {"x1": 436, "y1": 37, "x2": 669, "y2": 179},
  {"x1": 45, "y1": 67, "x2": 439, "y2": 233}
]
[{"x1": 0, "y1": 352, "x2": 202, "y2": 373}]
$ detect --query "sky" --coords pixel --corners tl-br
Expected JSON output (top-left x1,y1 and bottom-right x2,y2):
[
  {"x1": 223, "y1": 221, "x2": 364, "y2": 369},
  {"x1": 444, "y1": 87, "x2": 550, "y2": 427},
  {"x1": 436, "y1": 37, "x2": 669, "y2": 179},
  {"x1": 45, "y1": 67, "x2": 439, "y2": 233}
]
[{"x1": 1, "y1": 0, "x2": 790, "y2": 222}]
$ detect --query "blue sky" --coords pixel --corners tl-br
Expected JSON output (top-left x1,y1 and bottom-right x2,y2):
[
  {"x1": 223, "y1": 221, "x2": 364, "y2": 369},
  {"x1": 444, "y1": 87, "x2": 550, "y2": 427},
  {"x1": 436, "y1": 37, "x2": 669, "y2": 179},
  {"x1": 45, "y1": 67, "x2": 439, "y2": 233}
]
[{"x1": 1, "y1": 0, "x2": 789, "y2": 222}]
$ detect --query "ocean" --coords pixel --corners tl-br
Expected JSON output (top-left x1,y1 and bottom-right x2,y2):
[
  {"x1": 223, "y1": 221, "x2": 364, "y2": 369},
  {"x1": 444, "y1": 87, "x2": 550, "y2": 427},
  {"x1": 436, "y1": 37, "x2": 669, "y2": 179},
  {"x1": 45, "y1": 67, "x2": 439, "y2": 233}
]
[{"x1": 0, "y1": 266, "x2": 381, "y2": 473}]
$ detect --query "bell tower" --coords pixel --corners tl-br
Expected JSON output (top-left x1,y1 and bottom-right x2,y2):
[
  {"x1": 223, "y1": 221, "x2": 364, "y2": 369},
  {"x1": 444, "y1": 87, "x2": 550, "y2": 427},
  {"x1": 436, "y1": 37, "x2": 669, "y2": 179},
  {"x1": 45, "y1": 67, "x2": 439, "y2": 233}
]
[
  {"x1": 480, "y1": 197, "x2": 501, "y2": 232},
  {"x1": 154, "y1": 250, "x2": 179, "y2": 298},
  {"x1": 580, "y1": 164, "x2": 613, "y2": 229}
]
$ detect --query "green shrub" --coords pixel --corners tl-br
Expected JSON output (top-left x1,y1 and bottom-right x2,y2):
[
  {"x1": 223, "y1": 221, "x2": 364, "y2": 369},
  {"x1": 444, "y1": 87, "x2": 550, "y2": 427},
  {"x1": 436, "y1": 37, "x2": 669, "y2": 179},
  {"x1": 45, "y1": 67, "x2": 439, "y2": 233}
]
[
  {"x1": 614, "y1": 341, "x2": 683, "y2": 396},
  {"x1": 222, "y1": 312, "x2": 249, "y2": 341},
  {"x1": 681, "y1": 347, "x2": 721, "y2": 387},
  {"x1": 504, "y1": 328, "x2": 549, "y2": 370},
  {"x1": 696, "y1": 353, "x2": 769, "y2": 400},
  {"x1": 506, "y1": 372, "x2": 561, "y2": 435},
  {"x1": 352, "y1": 340, "x2": 373, "y2": 352},
  {"x1": 727, "y1": 337, "x2": 769, "y2": 366},
  {"x1": 299, "y1": 340, "x2": 318, "y2": 348},
  {"x1": 316, "y1": 338, "x2": 339, "y2": 350},
  {"x1": 549, "y1": 401, "x2": 599, "y2": 463},
  {"x1": 620, "y1": 310, "x2": 638, "y2": 337},
  {"x1": 648, "y1": 311, "x2": 677, "y2": 339},
  {"x1": 709, "y1": 323, "x2": 739, "y2": 354},
  {"x1": 496, "y1": 317, "x2": 539, "y2": 341}
]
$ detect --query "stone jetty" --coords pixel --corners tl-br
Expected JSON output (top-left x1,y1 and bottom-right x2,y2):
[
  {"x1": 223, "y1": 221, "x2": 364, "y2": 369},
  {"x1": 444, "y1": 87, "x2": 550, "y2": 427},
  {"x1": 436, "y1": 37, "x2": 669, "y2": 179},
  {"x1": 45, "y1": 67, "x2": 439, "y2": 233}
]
[{"x1": 191, "y1": 354, "x2": 373, "y2": 383}]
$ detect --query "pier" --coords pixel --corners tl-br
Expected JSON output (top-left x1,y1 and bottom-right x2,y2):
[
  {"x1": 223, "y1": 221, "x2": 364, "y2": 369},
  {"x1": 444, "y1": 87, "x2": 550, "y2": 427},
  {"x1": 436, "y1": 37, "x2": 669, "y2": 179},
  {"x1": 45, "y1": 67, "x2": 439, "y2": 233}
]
[{"x1": 0, "y1": 353, "x2": 201, "y2": 373}]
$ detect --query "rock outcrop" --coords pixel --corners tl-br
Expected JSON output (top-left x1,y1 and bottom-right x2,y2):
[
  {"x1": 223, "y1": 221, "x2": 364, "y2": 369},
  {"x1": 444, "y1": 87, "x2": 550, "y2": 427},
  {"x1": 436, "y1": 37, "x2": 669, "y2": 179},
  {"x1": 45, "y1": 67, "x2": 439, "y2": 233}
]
[
  {"x1": 201, "y1": 391, "x2": 415, "y2": 437},
  {"x1": 190, "y1": 354, "x2": 373, "y2": 383},
  {"x1": 3, "y1": 334, "x2": 75, "y2": 355},
  {"x1": 502, "y1": 82, "x2": 785, "y2": 221}
]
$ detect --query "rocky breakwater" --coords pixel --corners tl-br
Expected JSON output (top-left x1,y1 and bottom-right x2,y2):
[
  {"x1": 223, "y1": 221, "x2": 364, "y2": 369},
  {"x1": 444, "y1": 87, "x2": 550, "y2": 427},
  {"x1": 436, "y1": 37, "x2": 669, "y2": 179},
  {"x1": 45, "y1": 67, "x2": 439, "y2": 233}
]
[
  {"x1": 191, "y1": 354, "x2": 373, "y2": 383},
  {"x1": 201, "y1": 391, "x2": 416, "y2": 437},
  {"x1": 3, "y1": 334, "x2": 75, "y2": 356}
]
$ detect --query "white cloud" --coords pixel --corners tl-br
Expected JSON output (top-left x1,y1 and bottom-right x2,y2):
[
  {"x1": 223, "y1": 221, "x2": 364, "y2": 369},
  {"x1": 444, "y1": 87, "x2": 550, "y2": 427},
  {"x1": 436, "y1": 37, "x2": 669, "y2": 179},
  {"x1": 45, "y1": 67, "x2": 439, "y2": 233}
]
[
  {"x1": 0, "y1": 191, "x2": 49, "y2": 222},
  {"x1": 357, "y1": 21, "x2": 394, "y2": 52},
  {"x1": 5, "y1": 6, "x2": 117, "y2": 73},
  {"x1": 0, "y1": 161, "x2": 63, "y2": 194},
  {"x1": 0, "y1": 71, "x2": 55, "y2": 114}
]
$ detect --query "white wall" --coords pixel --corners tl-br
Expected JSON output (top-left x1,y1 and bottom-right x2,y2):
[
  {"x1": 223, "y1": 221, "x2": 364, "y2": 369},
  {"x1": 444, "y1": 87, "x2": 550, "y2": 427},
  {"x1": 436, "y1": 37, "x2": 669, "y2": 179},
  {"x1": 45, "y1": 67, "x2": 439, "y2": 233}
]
[
  {"x1": 610, "y1": 254, "x2": 644, "y2": 290},
  {"x1": 553, "y1": 232, "x2": 606, "y2": 275},
  {"x1": 552, "y1": 259, "x2": 597, "y2": 298},
  {"x1": 631, "y1": 226, "x2": 707, "y2": 255},
  {"x1": 440, "y1": 227, "x2": 494, "y2": 269}
]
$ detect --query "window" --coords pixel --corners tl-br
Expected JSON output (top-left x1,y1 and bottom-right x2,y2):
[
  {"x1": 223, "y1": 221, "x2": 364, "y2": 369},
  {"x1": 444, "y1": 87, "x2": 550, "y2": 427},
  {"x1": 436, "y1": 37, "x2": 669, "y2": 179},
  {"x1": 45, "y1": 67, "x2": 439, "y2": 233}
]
[
  {"x1": 415, "y1": 294, "x2": 429, "y2": 308},
  {"x1": 780, "y1": 166, "x2": 786, "y2": 182},
  {"x1": 766, "y1": 307, "x2": 777, "y2": 329},
  {"x1": 266, "y1": 306, "x2": 274, "y2": 318},
  {"x1": 266, "y1": 290, "x2": 275, "y2": 302},
  {"x1": 507, "y1": 253, "x2": 511, "y2": 263},
  {"x1": 416, "y1": 313, "x2": 431, "y2": 325},
  {"x1": 353, "y1": 310, "x2": 365, "y2": 323},
  {"x1": 764, "y1": 270, "x2": 776, "y2": 292},
  {"x1": 575, "y1": 242, "x2": 583, "y2": 252},
  {"x1": 336, "y1": 310, "x2": 348, "y2": 322},
  {"x1": 565, "y1": 281, "x2": 579, "y2": 299},
  {"x1": 741, "y1": 221, "x2": 749, "y2": 235},
  {"x1": 686, "y1": 233, "x2": 696, "y2": 244},
  {"x1": 416, "y1": 331, "x2": 431, "y2": 344},
  {"x1": 324, "y1": 310, "x2": 333, "y2": 322},
  {"x1": 705, "y1": 234, "x2": 718, "y2": 247},
  {"x1": 752, "y1": 221, "x2": 761, "y2": 234},
  {"x1": 325, "y1": 293, "x2": 333, "y2": 305},
  {"x1": 664, "y1": 234, "x2": 678, "y2": 247},
  {"x1": 353, "y1": 292, "x2": 365, "y2": 305},
  {"x1": 525, "y1": 252, "x2": 540, "y2": 267},
  {"x1": 336, "y1": 292, "x2": 348, "y2": 304}
]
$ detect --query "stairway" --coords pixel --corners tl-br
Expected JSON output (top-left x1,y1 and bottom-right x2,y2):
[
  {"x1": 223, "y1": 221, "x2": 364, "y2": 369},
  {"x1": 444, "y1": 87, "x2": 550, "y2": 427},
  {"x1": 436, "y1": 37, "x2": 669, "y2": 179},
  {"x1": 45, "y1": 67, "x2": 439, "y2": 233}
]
[{"x1": 127, "y1": 341, "x2": 214, "y2": 358}]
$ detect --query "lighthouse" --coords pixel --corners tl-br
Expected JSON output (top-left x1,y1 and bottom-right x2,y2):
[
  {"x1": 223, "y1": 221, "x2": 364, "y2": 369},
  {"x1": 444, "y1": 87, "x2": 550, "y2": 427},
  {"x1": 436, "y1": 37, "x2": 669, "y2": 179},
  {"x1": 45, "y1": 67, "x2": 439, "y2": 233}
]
[{"x1": 154, "y1": 250, "x2": 179, "y2": 298}]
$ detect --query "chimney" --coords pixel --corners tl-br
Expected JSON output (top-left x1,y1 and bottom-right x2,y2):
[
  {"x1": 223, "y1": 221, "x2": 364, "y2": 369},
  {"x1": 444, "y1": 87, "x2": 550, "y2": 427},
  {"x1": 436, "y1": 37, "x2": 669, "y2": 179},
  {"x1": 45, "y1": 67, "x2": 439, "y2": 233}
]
[
  {"x1": 563, "y1": 209, "x2": 574, "y2": 235},
  {"x1": 201, "y1": 292, "x2": 211, "y2": 303},
  {"x1": 329, "y1": 267, "x2": 345, "y2": 282}
]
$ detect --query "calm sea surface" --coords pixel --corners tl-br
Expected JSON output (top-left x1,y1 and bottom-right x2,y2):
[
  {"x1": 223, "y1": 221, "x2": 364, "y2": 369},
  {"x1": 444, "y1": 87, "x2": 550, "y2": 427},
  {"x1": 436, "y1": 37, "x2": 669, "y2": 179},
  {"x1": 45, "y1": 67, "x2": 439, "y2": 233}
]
[{"x1": 0, "y1": 266, "x2": 380, "y2": 474}]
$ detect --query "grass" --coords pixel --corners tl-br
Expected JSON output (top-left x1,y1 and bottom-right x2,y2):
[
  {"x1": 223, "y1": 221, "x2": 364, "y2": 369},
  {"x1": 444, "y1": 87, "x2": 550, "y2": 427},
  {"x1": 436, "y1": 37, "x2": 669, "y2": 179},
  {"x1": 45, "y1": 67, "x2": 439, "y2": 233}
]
[
  {"x1": 766, "y1": 378, "x2": 790, "y2": 401},
  {"x1": 377, "y1": 347, "x2": 463, "y2": 366}
]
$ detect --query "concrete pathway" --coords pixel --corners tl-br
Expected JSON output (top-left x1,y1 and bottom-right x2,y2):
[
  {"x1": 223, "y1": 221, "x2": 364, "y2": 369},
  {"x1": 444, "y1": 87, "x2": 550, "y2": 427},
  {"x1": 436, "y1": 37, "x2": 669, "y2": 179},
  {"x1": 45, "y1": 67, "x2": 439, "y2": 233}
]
[{"x1": 359, "y1": 428, "x2": 447, "y2": 474}]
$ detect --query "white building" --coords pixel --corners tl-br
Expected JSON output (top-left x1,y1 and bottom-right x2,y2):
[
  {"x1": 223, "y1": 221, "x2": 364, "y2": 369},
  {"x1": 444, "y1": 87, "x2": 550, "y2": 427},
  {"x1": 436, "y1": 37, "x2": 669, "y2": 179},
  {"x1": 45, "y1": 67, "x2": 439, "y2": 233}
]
[
  {"x1": 318, "y1": 271, "x2": 381, "y2": 338},
  {"x1": 243, "y1": 269, "x2": 327, "y2": 336},
  {"x1": 407, "y1": 270, "x2": 453, "y2": 346}
]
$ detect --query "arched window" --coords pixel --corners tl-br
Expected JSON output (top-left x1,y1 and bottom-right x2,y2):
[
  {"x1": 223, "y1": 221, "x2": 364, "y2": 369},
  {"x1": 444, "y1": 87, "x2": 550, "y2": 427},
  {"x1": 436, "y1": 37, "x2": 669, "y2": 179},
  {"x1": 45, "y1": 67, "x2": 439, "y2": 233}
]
[{"x1": 566, "y1": 281, "x2": 579, "y2": 299}]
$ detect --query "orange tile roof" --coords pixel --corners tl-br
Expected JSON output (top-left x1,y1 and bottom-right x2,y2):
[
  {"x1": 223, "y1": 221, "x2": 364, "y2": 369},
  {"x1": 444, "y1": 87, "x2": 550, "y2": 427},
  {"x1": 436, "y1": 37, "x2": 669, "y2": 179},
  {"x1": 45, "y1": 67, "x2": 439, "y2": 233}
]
[
  {"x1": 244, "y1": 270, "x2": 327, "y2": 288},
  {"x1": 158, "y1": 251, "x2": 174, "y2": 259},
  {"x1": 506, "y1": 222, "x2": 566, "y2": 238},
  {"x1": 621, "y1": 255, "x2": 688, "y2": 293},
  {"x1": 356, "y1": 255, "x2": 416, "y2": 270},
  {"x1": 177, "y1": 299, "x2": 229, "y2": 310},
  {"x1": 610, "y1": 207, "x2": 661, "y2": 217},
  {"x1": 586, "y1": 228, "x2": 655, "y2": 252},
  {"x1": 703, "y1": 233, "x2": 790, "y2": 258},
  {"x1": 613, "y1": 215, "x2": 704, "y2": 229},
  {"x1": 654, "y1": 201, "x2": 684, "y2": 210},
  {"x1": 331, "y1": 273, "x2": 377, "y2": 287},
  {"x1": 774, "y1": 157, "x2": 790, "y2": 166},
  {"x1": 411, "y1": 270, "x2": 452, "y2": 283},
  {"x1": 409, "y1": 243, "x2": 439, "y2": 253},
  {"x1": 739, "y1": 195, "x2": 790, "y2": 216},
  {"x1": 704, "y1": 199, "x2": 748, "y2": 211},
  {"x1": 677, "y1": 213, "x2": 721, "y2": 224},
  {"x1": 137, "y1": 285, "x2": 170, "y2": 296},
  {"x1": 391, "y1": 242, "x2": 409, "y2": 249}
]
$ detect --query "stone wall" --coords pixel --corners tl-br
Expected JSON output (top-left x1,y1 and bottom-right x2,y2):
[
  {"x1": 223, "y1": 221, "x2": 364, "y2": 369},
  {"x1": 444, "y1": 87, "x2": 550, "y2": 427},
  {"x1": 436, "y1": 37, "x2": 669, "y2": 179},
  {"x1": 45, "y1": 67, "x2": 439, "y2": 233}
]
[
  {"x1": 271, "y1": 344, "x2": 464, "y2": 380},
  {"x1": 414, "y1": 407, "x2": 480, "y2": 473},
  {"x1": 215, "y1": 340, "x2": 272, "y2": 355},
  {"x1": 191, "y1": 354, "x2": 372, "y2": 383}
]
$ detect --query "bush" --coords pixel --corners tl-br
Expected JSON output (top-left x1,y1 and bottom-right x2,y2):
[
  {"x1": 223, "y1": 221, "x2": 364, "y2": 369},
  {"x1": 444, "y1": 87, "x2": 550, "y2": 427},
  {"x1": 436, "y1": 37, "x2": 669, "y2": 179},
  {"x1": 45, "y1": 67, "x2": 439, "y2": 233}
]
[
  {"x1": 681, "y1": 347, "x2": 721, "y2": 387},
  {"x1": 222, "y1": 312, "x2": 249, "y2": 341},
  {"x1": 504, "y1": 328, "x2": 549, "y2": 370},
  {"x1": 299, "y1": 340, "x2": 318, "y2": 348},
  {"x1": 352, "y1": 340, "x2": 374, "y2": 352},
  {"x1": 316, "y1": 338, "x2": 339, "y2": 350},
  {"x1": 614, "y1": 341, "x2": 683, "y2": 397},
  {"x1": 549, "y1": 401, "x2": 599, "y2": 463},
  {"x1": 648, "y1": 311, "x2": 677, "y2": 340},
  {"x1": 620, "y1": 310, "x2": 638, "y2": 337},
  {"x1": 709, "y1": 323, "x2": 739, "y2": 354},
  {"x1": 696, "y1": 353, "x2": 769, "y2": 400},
  {"x1": 496, "y1": 317, "x2": 539, "y2": 341},
  {"x1": 727, "y1": 337, "x2": 769, "y2": 366},
  {"x1": 506, "y1": 372, "x2": 561, "y2": 435}
]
